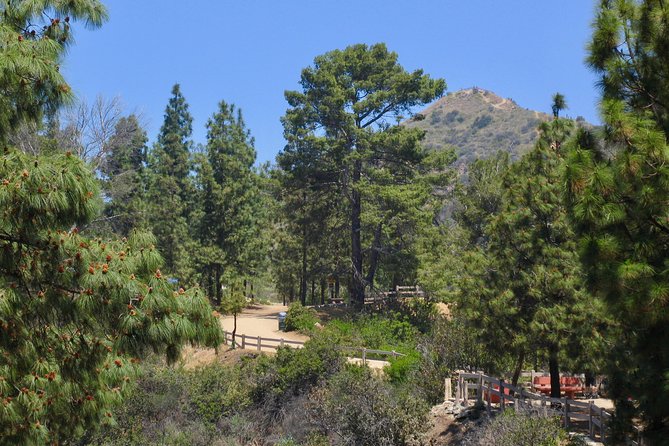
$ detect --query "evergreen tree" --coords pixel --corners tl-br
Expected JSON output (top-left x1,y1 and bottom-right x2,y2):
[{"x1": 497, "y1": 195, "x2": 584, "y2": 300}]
[
  {"x1": 146, "y1": 85, "x2": 194, "y2": 279},
  {"x1": 99, "y1": 115, "x2": 148, "y2": 236},
  {"x1": 279, "y1": 43, "x2": 446, "y2": 306},
  {"x1": 0, "y1": 0, "x2": 107, "y2": 142},
  {"x1": 564, "y1": 1, "x2": 669, "y2": 439},
  {"x1": 459, "y1": 104, "x2": 605, "y2": 390},
  {"x1": 195, "y1": 101, "x2": 263, "y2": 304}
]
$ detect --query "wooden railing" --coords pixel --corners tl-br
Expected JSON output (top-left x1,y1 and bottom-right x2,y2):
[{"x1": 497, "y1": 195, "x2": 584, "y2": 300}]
[
  {"x1": 222, "y1": 331, "x2": 407, "y2": 364},
  {"x1": 222, "y1": 331, "x2": 304, "y2": 351},
  {"x1": 364, "y1": 285, "x2": 425, "y2": 305},
  {"x1": 453, "y1": 372, "x2": 612, "y2": 444}
]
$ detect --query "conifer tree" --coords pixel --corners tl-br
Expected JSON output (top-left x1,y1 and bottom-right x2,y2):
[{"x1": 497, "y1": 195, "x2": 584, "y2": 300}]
[
  {"x1": 565, "y1": 1, "x2": 669, "y2": 439},
  {"x1": 146, "y1": 85, "x2": 194, "y2": 279},
  {"x1": 99, "y1": 115, "x2": 148, "y2": 236},
  {"x1": 459, "y1": 102, "x2": 605, "y2": 390},
  {"x1": 280, "y1": 43, "x2": 445, "y2": 306},
  {"x1": 0, "y1": 4, "x2": 221, "y2": 442},
  {"x1": 0, "y1": 0, "x2": 107, "y2": 142},
  {"x1": 195, "y1": 101, "x2": 263, "y2": 304}
]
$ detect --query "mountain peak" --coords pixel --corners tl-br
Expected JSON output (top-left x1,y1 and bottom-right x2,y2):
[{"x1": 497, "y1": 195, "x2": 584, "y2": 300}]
[{"x1": 407, "y1": 88, "x2": 550, "y2": 166}]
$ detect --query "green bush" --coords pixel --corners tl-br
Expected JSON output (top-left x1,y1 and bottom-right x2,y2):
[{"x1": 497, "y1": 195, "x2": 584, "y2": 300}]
[
  {"x1": 462, "y1": 410, "x2": 568, "y2": 446},
  {"x1": 284, "y1": 302, "x2": 319, "y2": 332},
  {"x1": 307, "y1": 365, "x2": 429, "y2": 445}
]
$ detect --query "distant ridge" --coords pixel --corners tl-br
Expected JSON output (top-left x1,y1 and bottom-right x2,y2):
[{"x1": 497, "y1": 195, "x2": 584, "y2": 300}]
[{"x1": 406, "y1": 87, "x2": 566, "y2": 169}]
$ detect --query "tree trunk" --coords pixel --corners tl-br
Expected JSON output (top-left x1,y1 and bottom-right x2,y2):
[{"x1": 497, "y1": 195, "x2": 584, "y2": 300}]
[
  {"x1": 310, "y1": 279, "x2": 315, "y2": 305},
  {"x1": 320, "y1": 279, "x2": 326, "y2": 305},
  {"x1": 232, "y1": 312, "x2": 237, "y2": 349},
  {"x1": 350, "y1": 159, "x2": 364, "y2": 307},
  {"x1": 511, "y1": 350, "x2": 526, "y2": 389},
  {"x1": 549, "y1": 345, "x2": 561, "y2": 398},
  {"x1": 300, "y1": 226, "x2": 308, "y2": 306},
  {"x1": 335, "y1": 276, "x2": 340, "y2": 300},
  {"x1": 366, "y1": 222, "x2": 383, "y2": 290},
  {"x1": 215, "y1": 264, "x2": 222, "y2": 306}
]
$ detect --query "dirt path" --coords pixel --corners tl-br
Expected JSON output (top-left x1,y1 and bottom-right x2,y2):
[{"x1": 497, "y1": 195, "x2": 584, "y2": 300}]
[
  {"x1": 220, "y1": 304, "x2": 309, "y2": 343},
  {"x1": 183, "y1": 304, "x2": 390, "y2": 370}
]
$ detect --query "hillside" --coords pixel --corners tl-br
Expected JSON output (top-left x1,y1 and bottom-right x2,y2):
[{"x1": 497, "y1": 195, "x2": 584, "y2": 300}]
[{"x1": 406, "y1": 87, "x2": 561, "y2": 167}]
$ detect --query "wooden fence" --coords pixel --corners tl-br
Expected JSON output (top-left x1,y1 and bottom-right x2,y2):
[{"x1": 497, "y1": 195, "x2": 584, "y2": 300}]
[
  {"x1": 222, "y1": 330, "x2": 406, "y2": 364},
  {"x1": 453, "y1": 372, "x2": 612, "y2": 444},
  {"x1": 364, "y1": 285, "x2": 425, "y2": 305}
]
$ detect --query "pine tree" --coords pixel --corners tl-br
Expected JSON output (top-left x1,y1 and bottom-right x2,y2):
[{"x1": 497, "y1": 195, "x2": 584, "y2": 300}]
[
  {"x1": 0, "y1": 1, "x2": 108, "y2": 142},
  {"x1": 458, "y1": 102, "x2": 606, "y2": 390},
  {"x1": 195, "y1": 101, "x2": 263, "y2": 304},
  {"x1": 99, "y1": 115, "x2": 148, "y2": 236},
  {"x1": 280, "y1": 43, "x2": 445, "y2": 306},
  {"x1": 146, "y1": 85, "x2": 194, "y2": 279},
  {"x1": 0, "y1": 148, "x2": 222, "y2": 443},
  {"x1": 0, "y1": 6, "x2": 221, "y2": 442},
  {"x1": 564, "y1": 1, "x2": 669, "y2": 439}
]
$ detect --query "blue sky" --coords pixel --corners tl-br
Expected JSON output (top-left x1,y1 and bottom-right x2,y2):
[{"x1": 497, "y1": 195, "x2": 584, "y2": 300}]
[{"x1": 64, "y1": 0, "x2": 600, "y2": 164}]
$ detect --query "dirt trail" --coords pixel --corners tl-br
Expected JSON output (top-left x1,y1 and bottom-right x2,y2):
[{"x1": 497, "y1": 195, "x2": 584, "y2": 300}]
[
  {"x1": 182, "y1": 304, "x2": 390, "y2": 370},
  {"x1": 220, "y1": 304, "x2": 309, "y2": 343}
]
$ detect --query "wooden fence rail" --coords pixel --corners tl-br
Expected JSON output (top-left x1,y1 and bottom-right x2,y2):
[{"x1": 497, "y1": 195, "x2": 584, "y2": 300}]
[
  {"x1": 222, "y1": 330, "x2": 406, "y2": 364},
  {"x1": 452, "y1": 372, "x2": 612, "y2": 444}
]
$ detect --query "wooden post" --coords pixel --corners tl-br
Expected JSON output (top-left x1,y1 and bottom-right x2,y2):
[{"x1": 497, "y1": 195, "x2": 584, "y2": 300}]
[
  {"x1": 599, "y1": 407, "x2": 605, "y2": 442},
  {"x1": 477, "y1": 374, "x2": 483, "y2": 404},
  {"x1": 486, "y1": 378, "x2": 491, "y2": 415},
  {"x1": 362, "y1": 348, "x2": 367, "y2": 366},
  {"x1": 563, "y1": 397, "x2": 569, "y2": 429},
  {"x1": 392, "y1": 350, "x2": 397, "y2": 359},
  {"x1": 241, "y1": 334, "x2": 246, "y2": 349},
  {"x1": 257, "y1": 336, "x2": 261, "y2": 351},
  {"x1": 223, "y1": 331, "x2": 227, "y2": 345},
  {"x1": 280, "y1": 338, "x2": 284, "y2": 347},
  {"x1": 444, "y1": 377, "x2": 452, "y2": 402},
  {"x1": 455, "y1": 374, "x2": 461, "y2": 405},
  {"x1": 588, "y1": 401, "x2": 594, "y2": 438}
]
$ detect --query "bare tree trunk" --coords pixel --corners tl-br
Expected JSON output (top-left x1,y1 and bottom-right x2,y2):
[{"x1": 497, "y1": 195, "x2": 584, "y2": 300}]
[
  {"x1": 549, "y1": 345, "x2": 561, "y2": 398},
  {"x1": 350, "y1": 159, "x2": 364, "y2": 307},
  {"x1": 310, "y1": 280, "x2": 315, "y2": 305},
  {"x1": 300, "y1": 225, "x2": 308, "y2": 305},
  {"x1": 511, "y1": 350, "x2": 526, "y2": 389},
  {"x1": 215, "y1": 264, "x2": 222, "y2": 306},
  {"x1": 366, "y1": 222, "x2": 383, "y2": 289},
  {"x1": 320, "y1": 279, "x2": 326, "y2": 305}
]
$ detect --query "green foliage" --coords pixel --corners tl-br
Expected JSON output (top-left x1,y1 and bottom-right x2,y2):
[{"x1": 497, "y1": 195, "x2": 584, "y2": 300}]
[
  {"x1": 99, "y1": 115, "x2": 149, "y2": 236},
  {"x1": 306, "y1": 365, "x2": 429, "y2": 446},
  {"x1": 462, "y1": 410, "x2": 568, "y2": 446},
  {"x1": 279, "y1": 42, "x2": 447, "y2": 306},
  {"x1": 284, "y1": 302, "x2": 319, "y2": 333},
  {"x1": 194, "y1": 101, "x2": 264, "y2": 303},
  {"x1": 0, "y1": 0, "x2": 107, "y2": 142},
  {"x1": 0, "y1": 148, "x2": 221, "y2": 443},
  {"x1": 566, "y1": 1, "x2": 669, "y2": 440},
  {"x1": 324, "y1": 312, "x2": 419, "y2": 351},
  {"x1": 407, "y1": 317, "x2": 500, "y2": 403},
  {"x1": 146, "y1": 84, "x2": 194, "y2": 279}
]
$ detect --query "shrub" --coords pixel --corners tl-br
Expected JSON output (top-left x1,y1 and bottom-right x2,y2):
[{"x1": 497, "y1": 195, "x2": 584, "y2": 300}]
[
  {"x1": 284, "y1": 302, "x2": 319, "y2": 332},
  {"x1": 307, "y1": 365, "x2": 429, "y2": 445},
  {"x1": 407, "y1": 317, "x2": 499, "y2": 404},
  {"x1": 462, "y1": 410, "x2": 569, "y2": 446}
]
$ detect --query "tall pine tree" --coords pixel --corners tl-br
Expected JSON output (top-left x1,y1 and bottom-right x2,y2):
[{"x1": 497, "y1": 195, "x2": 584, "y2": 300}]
[
  {"x1": 280, "y1": 43, "x2": 445, "y2": 306},
  {"x1": 565, "y1": 1, "x2": 669, "y2": 439},
  {"x1": 147, "y1": 85, "x2": 194, "y2": 280},
  {"x1": 195, "y1": 101, "x2": 263, "y2": 304}
]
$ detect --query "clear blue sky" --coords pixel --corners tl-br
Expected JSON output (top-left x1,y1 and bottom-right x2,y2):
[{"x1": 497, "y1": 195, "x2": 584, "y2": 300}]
[{"x1": 64, "y1": 0, "x2": 600, "y2": 164}]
